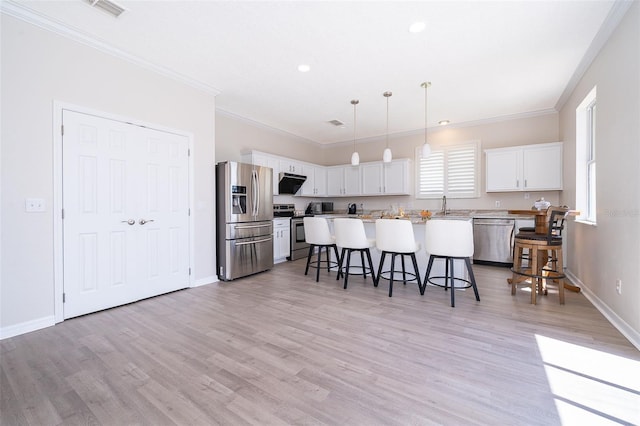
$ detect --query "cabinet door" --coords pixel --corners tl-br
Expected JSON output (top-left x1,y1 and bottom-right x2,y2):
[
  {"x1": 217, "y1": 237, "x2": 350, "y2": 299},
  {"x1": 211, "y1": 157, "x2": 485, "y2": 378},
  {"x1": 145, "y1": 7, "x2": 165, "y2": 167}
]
[
  {"x1": 383, "y1": 160, "x2": 408, "y2": 194},
  {"x1": 273, "y1": 220, "x2": 290, "y2": 263},
  {"x1": 361, "y1": 163, "x2": 383, "y2": 195},
  {"x1": 299, "y1": 166, "x2": 316, "y2": 196},
  {"x1": 326, "y1": 166, "x2": 344, "y2": 196},
  {"x1": 279, "y1": 159, "x2": 303, "y2": 174},
  {"x1": 280, "y1": 227, "x2": 290, "y2": 259},
  {"x1": 343, "y1": 165, "x2": 361, "y2": 195},
  {"x1": 486, "y1": 149, "x2": 521, "y2": 192},
  {"x1": 314, "y1": 167, "x2": 327, "y2": 196},
  {"x1": 522, "y1": 144, "x2": 562, "y2": 190}
]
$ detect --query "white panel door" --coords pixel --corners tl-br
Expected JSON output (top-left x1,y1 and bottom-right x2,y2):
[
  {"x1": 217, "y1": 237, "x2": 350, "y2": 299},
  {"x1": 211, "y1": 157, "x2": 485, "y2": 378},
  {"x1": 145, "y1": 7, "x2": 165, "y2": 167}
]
[{"x1": 62, "y1": 110, "x2": 189, "y2": 319}]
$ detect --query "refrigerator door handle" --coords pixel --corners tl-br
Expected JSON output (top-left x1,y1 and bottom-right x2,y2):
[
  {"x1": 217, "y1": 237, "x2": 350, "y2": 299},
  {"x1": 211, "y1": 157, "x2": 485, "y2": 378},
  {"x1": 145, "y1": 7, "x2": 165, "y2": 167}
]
[
  {"x1": 251, "y1": 169, "x2": 259, "y2": 217},
  {"x1": 234, "y1": 237, "x2": 272, "y2": 246},
  {"x1": 234, "y1": 224, "x2": 271, "y2": 230}
]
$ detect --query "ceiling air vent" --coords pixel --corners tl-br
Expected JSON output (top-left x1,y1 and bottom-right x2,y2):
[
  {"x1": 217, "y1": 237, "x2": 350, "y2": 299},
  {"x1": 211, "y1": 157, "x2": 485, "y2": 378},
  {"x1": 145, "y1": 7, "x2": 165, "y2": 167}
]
[
  {"x1": 85, "y1": 0, "x2": 126, "y2": 18},
  {"x1": 327, "y1": 119, "x2": 345, "y2": 127}
]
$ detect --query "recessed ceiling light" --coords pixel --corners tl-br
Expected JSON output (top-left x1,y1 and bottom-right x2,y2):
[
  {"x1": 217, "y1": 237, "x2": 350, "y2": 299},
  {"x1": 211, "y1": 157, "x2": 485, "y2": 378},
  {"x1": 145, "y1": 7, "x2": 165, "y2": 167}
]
[
  {"x1": 439, "y1": 120, "x2": 450, "y2": 126},
  {"x1": 409, "y1": 22, "x2": 426, "y2": 33},
  {"x1": 297, "y1": 64, "x2": 311, "y2": 73}
]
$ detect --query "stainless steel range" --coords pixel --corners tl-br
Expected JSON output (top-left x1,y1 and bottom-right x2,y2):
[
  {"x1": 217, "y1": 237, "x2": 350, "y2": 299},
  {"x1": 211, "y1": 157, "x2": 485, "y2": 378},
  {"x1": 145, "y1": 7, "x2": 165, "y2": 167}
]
[
  {"x1": 289, "y1": 216, "x2": 311, "y2": 260},
  {"x1": 273, "y1": 204, "x2": 310, "y2": 261}
]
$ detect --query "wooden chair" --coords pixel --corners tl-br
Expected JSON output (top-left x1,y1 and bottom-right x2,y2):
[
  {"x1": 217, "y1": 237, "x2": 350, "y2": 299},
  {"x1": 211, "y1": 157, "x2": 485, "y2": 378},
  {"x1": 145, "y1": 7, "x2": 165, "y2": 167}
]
[{"x1": 510, "y1": 206, "x2": 569, "y2": 304}]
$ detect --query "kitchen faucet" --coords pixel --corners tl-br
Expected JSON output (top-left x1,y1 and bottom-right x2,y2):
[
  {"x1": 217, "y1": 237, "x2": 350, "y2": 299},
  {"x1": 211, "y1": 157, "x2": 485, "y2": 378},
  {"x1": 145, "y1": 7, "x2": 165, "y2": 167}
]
[{"x1": 441, "y1": 195, "x2": 447, "y2": 215}]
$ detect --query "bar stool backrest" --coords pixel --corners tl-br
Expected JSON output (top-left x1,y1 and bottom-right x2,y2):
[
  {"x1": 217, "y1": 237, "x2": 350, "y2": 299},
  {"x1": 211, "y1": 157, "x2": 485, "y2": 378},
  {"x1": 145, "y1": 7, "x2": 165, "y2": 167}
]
[
  {"x1": 303, "y1": 217, "x2": 334, "y2": 245},
  {"x1": 425, "y1": 219, "x2": 474, "y2": 257},
  {"x1": 375, "y1": 219, "x2": 418, "y2": 253},
  {"x1": 334, "y1": 218, "x2": 370, "y2": 249},
  {"x1": 546, "y1": 206, "x2": 570, "y2": 242}
]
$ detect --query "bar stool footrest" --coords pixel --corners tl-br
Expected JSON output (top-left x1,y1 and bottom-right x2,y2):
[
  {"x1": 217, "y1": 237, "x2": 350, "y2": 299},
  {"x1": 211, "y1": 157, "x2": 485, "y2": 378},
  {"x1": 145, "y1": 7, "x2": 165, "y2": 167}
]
[
  {"x1": 426, "y1": 276, "x2": 473, "y2": 290},
  {"x1": 378, "y1": 270, "x2": 418, "y2": 284}
]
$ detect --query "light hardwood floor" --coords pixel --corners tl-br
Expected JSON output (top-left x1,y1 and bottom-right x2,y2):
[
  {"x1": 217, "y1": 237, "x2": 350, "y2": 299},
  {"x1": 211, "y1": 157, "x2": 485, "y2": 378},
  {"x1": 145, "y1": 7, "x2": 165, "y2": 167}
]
[{"x1": 2, "y1": 261, "x2": 639, "y2": 425}]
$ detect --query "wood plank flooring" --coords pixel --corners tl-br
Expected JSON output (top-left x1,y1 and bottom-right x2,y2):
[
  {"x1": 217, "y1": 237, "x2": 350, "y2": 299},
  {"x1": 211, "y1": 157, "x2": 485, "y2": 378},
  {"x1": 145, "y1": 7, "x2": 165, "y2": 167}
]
[{"x1": 2, "y1": 261, "x2": 639, "y2": 425}]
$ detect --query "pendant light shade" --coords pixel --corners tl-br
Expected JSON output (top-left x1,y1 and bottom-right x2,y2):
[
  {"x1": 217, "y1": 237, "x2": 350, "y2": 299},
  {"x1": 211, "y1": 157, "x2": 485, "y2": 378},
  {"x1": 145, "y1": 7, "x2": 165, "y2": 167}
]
[
  {"x1": 350, "y1": 99, "x2": 360, "y2": 166},
  {"x1": 351, "y1": 151, "x2": 360, "y2": 166},
  {"x1": 421, "y1": 81, "x2": 432, "y2": 158},
  {"x1": 383, "y1": 91, "x2": 393, "y2": 163}
]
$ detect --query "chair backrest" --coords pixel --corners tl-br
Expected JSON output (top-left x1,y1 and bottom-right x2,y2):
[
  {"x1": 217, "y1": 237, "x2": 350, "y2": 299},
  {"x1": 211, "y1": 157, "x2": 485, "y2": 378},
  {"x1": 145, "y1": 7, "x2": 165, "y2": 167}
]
[
  {"x1": 546, "y1": 205, "x2": 570, "y2": 242},
  {"x1": 375, "y1": 219, "x2": 418, "y2": 253},
  {"x1": 303, "y1": 217, "x2": 334, "y2": 245},
  {"x1": 333, "y1": 218, "x2": 371, "y2": 249},
  {"x1": 425, "y1": 219, "x2": 474, "y2": 257}
]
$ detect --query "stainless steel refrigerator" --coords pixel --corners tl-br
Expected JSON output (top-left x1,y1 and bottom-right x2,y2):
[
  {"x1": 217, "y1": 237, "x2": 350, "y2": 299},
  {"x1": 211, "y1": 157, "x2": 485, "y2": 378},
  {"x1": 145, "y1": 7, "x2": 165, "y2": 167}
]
[{"x1": 216, "y1": 161, "x2": 274, "y2": 281}]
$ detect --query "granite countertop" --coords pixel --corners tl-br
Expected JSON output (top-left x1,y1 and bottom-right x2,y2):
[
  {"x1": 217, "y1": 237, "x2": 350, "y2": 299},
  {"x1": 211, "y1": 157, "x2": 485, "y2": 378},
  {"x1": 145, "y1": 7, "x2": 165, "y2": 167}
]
[{"x1": 316, "y1": 209, "x2": 536, "y2": 223}]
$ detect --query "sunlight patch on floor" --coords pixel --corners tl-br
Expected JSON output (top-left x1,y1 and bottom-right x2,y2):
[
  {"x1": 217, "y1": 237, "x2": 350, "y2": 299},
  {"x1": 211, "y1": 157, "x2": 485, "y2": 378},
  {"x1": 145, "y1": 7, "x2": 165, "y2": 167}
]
[{"x1": 535, "y1": 334, "x2": 640, "y2": 425}]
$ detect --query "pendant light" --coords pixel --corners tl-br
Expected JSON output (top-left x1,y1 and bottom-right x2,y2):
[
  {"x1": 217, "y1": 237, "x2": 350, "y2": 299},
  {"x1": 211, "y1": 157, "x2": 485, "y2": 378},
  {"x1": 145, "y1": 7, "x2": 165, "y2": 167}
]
[
  {"x1": 382, "y1": 91, "x2": 393, "y2": 163},
  {"x1": 421, "y1": 81, "x2": 432, "y2": 158},
  {"x1": 350, "y1": 99, "x2": 360, "y2": 166}
]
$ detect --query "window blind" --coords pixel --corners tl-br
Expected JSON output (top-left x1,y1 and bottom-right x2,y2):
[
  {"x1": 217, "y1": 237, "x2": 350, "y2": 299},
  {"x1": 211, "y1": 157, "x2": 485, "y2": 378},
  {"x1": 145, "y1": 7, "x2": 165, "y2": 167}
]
[{"x1": 416, "y1": 141, "x2": 479, "y2": 199}]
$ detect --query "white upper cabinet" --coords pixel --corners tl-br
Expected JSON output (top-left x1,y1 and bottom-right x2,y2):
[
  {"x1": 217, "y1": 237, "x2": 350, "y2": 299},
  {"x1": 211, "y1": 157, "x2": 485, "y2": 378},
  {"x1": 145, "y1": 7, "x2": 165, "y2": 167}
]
[
  {"x1": 361, "y1": 159, "x2": 411, "y2": 195},
  {"x1": 242, "y1": 150, "x2": 411, "y2": 198},
  {"x1": 299, "y1": 164, "x2": 327, "y2": 197},
  {"x1": 327, "y1": 165, "x2": 361, "y2": 196},
  {"x1": 485, "y1": 142, "x2": 563, "y2": 192},
  {"x1": 279, "y1": 158, "x2": 304, "y2": 175}
]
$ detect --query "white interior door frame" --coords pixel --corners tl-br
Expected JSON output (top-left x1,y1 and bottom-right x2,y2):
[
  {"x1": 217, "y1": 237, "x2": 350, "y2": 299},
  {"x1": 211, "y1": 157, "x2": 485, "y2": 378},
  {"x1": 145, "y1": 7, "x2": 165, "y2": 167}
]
[{"x1": 52, "y1": 101, "x2": 195, "y2": 324}]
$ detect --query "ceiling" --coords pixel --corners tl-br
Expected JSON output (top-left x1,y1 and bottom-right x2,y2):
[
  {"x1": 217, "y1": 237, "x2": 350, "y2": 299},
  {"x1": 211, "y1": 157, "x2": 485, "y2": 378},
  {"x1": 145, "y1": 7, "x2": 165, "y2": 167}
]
[{"x1": 4, "y1": 1, "x2": 625, "y2": 144}]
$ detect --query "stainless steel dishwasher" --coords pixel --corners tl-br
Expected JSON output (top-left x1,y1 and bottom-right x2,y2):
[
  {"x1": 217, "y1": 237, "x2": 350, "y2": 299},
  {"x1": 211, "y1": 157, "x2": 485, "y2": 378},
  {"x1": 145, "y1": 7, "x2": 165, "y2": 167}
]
[{"x1": 473, "y1": 218, "x2": 515, "y2": 266}]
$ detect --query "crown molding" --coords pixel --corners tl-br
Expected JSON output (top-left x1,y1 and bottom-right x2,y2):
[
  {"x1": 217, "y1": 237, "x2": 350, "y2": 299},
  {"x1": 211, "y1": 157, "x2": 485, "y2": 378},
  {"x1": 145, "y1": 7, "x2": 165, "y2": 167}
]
[
  {"x1": 0, "y1": 0, "x2": 221, "y2": 96},
  {"x1": 555, "y1": 0, "x2": 633, "y2": 110}
]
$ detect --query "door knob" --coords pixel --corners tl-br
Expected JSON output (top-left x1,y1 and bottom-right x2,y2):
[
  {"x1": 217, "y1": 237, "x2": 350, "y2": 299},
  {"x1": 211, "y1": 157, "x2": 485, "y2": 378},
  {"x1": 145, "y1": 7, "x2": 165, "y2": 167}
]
[
  {"x1": 121, "y1": 219, "x2": 135, "y2": 225},
  {"x1": 139, "y1": 219, "x2": 155, "y2": 225}
]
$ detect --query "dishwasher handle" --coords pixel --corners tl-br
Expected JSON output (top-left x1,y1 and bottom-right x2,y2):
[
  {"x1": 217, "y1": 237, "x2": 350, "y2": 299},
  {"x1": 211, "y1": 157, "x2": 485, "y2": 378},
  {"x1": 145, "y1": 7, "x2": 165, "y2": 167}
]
[{"x1": 473, "y1": 219, "x2": 514, "y2": 226}]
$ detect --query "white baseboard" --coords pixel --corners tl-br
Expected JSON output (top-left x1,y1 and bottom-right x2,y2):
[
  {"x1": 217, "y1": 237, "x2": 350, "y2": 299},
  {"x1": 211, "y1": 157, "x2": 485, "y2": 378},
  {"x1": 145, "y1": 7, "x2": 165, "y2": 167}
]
[
  {"x1": 0, "y1": 315, "x2": 55, "y2": 340},
  {"x1": 193, "y1": 275, "x2": 218, "y2": 287},
  {"x1": 566, "y1": 270, "x2": 640, "y2": 351}
]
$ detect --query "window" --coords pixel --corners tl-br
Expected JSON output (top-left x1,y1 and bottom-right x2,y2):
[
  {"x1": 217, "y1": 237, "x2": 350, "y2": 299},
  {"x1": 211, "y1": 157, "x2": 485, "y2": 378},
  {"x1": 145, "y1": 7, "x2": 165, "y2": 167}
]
[
  {"x1": 416, "y1": 140, "x2": 480, "y2": 199},
  {"x1": 576, "y1": 87, "x2": 597, "y2": 223}
]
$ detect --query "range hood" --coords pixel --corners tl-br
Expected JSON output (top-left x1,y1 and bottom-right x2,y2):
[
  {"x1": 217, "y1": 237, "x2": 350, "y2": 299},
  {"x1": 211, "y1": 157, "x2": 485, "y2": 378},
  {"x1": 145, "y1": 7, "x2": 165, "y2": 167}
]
[{"x1": 278, "y1": 172, "x2": 306, "y2": 194}]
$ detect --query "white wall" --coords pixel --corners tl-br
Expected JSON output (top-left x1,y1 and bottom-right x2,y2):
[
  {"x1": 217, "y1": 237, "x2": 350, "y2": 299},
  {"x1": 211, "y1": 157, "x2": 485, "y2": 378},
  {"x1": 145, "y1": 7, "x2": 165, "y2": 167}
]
[
  {"x1": 1, "y1": 16, "x2": 217, "y2": 335},
  {"x1": 215, "y1": 111, "x2": 323, "y2": 164},
  {"x1": 559, "y1": 1, "x2": 639, "y2": 345}
]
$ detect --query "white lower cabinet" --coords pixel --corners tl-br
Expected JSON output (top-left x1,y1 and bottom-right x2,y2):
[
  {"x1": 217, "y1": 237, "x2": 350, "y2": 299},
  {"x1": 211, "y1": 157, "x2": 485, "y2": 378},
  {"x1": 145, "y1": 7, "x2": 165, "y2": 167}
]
[{"x1": 273, "y1": 219, "x2": 290, "y2": 263}]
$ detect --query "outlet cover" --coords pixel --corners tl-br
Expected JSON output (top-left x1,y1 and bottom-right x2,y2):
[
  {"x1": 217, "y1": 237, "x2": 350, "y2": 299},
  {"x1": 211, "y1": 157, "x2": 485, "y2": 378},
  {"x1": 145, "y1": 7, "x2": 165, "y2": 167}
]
[
  {"x1": 495, "y1": 200, "x2": 501, "y2": 208},
  {"x1": 25, "y1": 198, "x2": 46, "y2": 212}
]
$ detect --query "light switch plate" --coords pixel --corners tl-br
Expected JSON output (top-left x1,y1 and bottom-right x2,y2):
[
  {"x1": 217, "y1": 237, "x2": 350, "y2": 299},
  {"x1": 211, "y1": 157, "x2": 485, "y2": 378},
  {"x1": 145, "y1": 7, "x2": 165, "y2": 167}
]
[{"x1": 25, "y1": 198, "x2": 46, "y2": 212}]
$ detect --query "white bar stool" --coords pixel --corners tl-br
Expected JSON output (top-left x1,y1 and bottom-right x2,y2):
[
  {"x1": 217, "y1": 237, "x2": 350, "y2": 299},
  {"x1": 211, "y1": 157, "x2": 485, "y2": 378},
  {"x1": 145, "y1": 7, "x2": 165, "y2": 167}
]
[
  {"x1": 303, "y1": 217, "x2": 340, "y2": 282},
  {"x1": 422, "y1": 219, "x2": 479, "y2": 307},
  {"x1": 333, "y1": 218, "x2": 376, "y2": 289},
  {"x1": 375, "y1": 219, "x2": 421, "y2": 297}
]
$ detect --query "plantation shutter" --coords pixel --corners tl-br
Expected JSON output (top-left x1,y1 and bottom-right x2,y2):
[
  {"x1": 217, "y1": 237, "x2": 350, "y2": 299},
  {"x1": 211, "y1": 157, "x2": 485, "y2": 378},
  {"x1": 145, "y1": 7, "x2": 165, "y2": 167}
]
[{"x1": 416, "y1": 141, "x2": 479, "y2": 199}]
